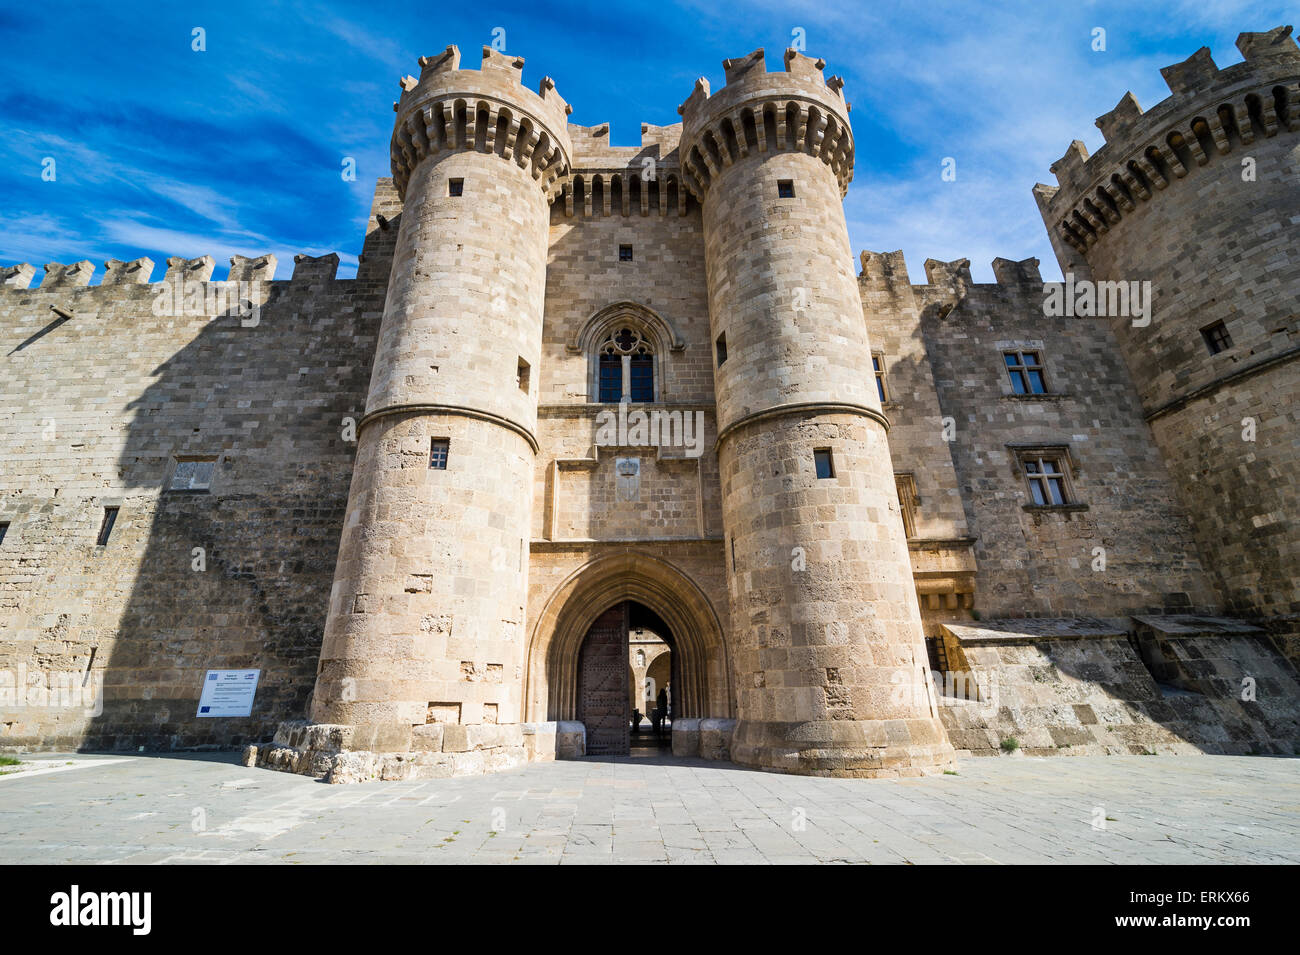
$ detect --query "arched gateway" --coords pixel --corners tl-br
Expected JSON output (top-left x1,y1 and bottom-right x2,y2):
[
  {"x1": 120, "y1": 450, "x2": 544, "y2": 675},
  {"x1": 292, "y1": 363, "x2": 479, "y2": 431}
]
[{"x1": 523, "y1": 552, "x2": 734, "y2": 744}]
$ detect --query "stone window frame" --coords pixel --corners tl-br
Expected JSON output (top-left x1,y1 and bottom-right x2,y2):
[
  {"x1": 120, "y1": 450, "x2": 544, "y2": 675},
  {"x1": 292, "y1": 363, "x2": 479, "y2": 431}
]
[
  {"x1": 995, "y1": 340, "x2": 1064, "y2": 400},
  {"x1": 574, "y1": 304, "x2": 685, "y2": 404},
  {"x1": 595, "y1": 327, "x2": 655, "y2": 402},
  {"x1": 813, "y1": 447, "x2": 835, "y2": 480},
  {"x1": 1200, "y1": 319, "x2": 1233, "y2": 355},
  {"x1": 429, "y1": 438, "x2": 450, "y2": 470},
  {"x1": 95, "y1": 506, "x2": 120, "y2": 547},
  {"x1": 872, "y1": 351, "x2": 890, "y2": 403},
  {"x1": 1002, "y1": 347, "x2": 1049, "y2": 395},
  {"x1": 1007, "y1": 444, "x2": 1087, "y2": 511},
  {"x1": 894, "y1": 472, "x2": 920, "y2": 538},
  {"x1": 166, "y1": 455, "x2": 220, "y2": 494}
]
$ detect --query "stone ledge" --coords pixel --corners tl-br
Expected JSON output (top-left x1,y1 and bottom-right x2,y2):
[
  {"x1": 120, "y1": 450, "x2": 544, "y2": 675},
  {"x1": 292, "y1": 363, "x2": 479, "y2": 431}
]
[
  {"x1": 1131, "y1": 614, "x2": 1266, "y2": 637},
  {"x1": 943, "y1": 617, "x2": 1130, "y2": 645}
]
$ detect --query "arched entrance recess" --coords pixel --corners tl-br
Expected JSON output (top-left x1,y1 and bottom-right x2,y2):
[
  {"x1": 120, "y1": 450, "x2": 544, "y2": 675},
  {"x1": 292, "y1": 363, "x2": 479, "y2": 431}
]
[{"x1": 524, "y1": 551, "x2": 734, "y2": 724}]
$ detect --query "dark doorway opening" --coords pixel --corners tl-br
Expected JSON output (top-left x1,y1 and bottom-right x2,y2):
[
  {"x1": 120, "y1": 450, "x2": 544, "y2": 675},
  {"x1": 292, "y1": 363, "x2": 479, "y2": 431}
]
[{"x1": 577, "y1": 600, "x2": 677, "y2": 757}]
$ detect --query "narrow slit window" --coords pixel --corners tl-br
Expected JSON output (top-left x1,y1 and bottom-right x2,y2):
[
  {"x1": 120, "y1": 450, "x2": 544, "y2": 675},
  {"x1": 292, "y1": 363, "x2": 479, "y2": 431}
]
[
  {"x1": 448, "y1": 178, "x2": 463, "y2": 197},
  {"x1": 517, "y1": 357, "x2": 530, "y2": 394},
  {"x1": 1201, "y1": 320, "x2": 1232, "y2": 355},
  {"x1": 873, "y1": 353, "x2": 888, "y2": 402},
  {"x1": 96, "y1": 507, "x2": 119, "y2": 546},
  {"x1": 1003, "y1": 350, "x2": 1047, "y2": 395},
  {"x1": 777, "y1": 179, "x2": 795, "y2": 198},
  {"x1": 814, "y1": 448, "x2": 835, "y2": 480},
  {"x1": 0, "y1": 521, "x2": 9, "y2": 546},
  {"x1": 618, "y1": 245, "x2": 633, "y2": 262},
  {"x1": 429, "y1": 438, "x2": 450, "y2": 470},
  {"x1": 715, "y1": 332, "x2": 728, "y2": 367}
]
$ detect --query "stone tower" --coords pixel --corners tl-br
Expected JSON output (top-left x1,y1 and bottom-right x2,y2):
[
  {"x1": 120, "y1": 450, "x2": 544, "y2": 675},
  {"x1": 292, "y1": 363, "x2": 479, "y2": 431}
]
[
  {"x1": 1034, "y1": 26, "x2": 1300, "y2": 640},
  {"x1": 678, "y1": 49, "x2": 955, "y2": 776},
  {"x1": 308, "y1": 47, "x2": 572, "y2": 748}
]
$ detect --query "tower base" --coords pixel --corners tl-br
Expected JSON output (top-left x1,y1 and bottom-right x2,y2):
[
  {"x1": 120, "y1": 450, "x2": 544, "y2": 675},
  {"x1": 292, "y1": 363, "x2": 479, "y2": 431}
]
[
  {"x1": 243, "y1": 720, "x2": 581, "y2": 784},
  {"x1": 729, "y1": 718, "x2": 957, "y2": 778}
]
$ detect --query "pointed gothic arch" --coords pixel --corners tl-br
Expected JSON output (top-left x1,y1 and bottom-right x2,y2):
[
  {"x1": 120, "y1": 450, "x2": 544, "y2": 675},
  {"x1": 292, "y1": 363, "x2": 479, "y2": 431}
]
[{"x1": 523, "y1": 551, "x2": 733, "y2": 723}]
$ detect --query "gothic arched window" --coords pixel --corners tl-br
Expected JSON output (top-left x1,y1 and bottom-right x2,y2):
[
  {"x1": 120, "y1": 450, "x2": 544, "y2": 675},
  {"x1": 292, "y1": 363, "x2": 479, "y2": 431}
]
[{"x1": 597, "y1": 326, "x2": 654, "y2": 402}]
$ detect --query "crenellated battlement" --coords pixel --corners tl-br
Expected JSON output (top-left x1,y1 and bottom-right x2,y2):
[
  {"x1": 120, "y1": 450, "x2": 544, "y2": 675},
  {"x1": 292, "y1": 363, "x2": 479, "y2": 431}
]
[
  {"x1": 859, "y1": 250, "x2": 1044, "y2": 298},
  {"x1": 1035, "y1": 25, "x2": 1300, "y2": 256},
  {"x1": 677, "y1": 47, "x2": 854, "y2": 199},
  {"x1": 555, "y1": 123, "x2": 691, "y2": 218},
  {"x1": 390, "y1": 44, "x2": 574, "y2": 201},
  {"x1": 0, "y1": 252, "x2": 340, "y2": 291}
]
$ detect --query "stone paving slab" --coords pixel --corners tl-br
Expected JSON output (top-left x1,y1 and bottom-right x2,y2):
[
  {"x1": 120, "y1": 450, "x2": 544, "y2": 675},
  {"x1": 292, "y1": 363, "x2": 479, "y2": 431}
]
[{"x1": 0, "y1": 752, "x2": 1296, "y2": 864}]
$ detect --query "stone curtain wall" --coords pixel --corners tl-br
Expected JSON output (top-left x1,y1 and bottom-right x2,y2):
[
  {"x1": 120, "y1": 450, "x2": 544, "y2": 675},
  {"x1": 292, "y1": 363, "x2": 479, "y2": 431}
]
[
  {"x1": 0, "y1": 259, "x2": 382, "y2": 750},
  {"x1": 913, "y1": 270, "x2": 1219, "y2": 620}
]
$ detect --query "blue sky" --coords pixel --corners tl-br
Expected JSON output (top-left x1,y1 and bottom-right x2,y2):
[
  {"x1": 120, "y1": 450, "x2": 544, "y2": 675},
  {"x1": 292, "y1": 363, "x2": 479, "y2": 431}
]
[{"x1": 0, "y1": 0, "x2": 1290, "y2": 283}]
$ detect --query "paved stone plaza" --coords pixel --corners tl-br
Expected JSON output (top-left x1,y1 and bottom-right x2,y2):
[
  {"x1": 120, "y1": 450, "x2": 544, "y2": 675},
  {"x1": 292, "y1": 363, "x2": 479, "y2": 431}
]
[{"x1": 1, "y1": 752, "x2": 1296, "y2": 864}]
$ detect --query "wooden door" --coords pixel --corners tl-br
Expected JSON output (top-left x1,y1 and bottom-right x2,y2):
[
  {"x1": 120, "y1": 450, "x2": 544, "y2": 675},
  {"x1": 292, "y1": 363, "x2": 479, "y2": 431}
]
[{"x1": 578, "y1": 603, "x2": 629, "y2": 756}]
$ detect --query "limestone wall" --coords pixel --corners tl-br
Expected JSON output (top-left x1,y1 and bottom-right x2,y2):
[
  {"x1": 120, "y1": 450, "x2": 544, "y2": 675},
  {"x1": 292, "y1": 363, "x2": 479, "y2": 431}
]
[
  {"x1": 1034, "y1": 27, "x2": 1300, "y2": 623},
  {"x1": 913, "y1": 266, "x2": 1219, "y2": 621},
  {"x1": 0, "y1": 256, "x2": 381, "y2": 750}
]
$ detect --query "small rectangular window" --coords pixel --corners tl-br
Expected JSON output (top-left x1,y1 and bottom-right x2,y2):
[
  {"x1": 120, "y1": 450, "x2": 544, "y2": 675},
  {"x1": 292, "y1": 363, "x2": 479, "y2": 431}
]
[
  {"x1": 1022, "y1": 454, "x2": 1069, "y2": 506},
  {"x1": 429, "y1": 438, "x2": 450, "y2": 470},
  {"x1": 777, "y1": 179, "x2": 795, "y2": 198},
  {"x1": 1201, "y1": 320, "x2": 1232, "y2": 355},
  {"x1": 0, "y1": 521, "x2": 9, "y2": 546},
  {"x1": 814, "y1": 448, "x2": 834, "y2": 480},
  {"x1": 169, "y1": 458, "x2": 216, "y2": 492},
  {"x1": 1003, "y1": 350, "x2": 1047, "y2": 395},
  {"x1": 517, "y1": 357, "x2": 530, "y2": 394},
  {"x1": 619, "y1": 245, "x2": 633, "y2": 261},
  {"x1": 96, "y1": 507, "x2": 119, "y2": 546},
  {"x1": 448, "y1": 178, "x2": 463, "y2": 197},
  {"x1": 715, "y1": 332, "x2": 727, "y2": 367},
  {"x1": 872, "y1": 353, "x2": 889, "y2": 402}
]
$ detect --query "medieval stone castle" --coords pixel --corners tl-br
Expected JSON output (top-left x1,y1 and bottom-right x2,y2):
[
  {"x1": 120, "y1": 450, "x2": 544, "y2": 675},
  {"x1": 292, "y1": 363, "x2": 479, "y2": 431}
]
[{"x1": 1, "y1": 26, "x2": 1297, "y2": 781}]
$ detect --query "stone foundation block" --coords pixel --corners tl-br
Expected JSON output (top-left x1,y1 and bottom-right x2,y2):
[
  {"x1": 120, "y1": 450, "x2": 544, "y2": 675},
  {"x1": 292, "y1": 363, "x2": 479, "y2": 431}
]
[
  {"x1": 699, "y1": 718, "x2": 736, "y2": 761},
  {"x1": 521, "y1": 722, "x2": 557, "y2": 761},
  {"x1": 671, "y1": 718, "x2": 701, "y2": 757},
  {"x1": 556, "y1": 721, "x2": 586, "y2": 759}
]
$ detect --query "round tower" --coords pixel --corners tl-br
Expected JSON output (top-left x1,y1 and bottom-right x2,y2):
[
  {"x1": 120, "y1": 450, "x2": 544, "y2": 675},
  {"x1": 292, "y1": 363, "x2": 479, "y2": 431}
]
[
  {"x1": 309, "y1": 46, "x2": 571, "y2": 742},
  {"x1": 1034, "y1": 26, "x2": 1300, "y2": 634},
  {"x1": 679, "y1": 49, "x2": 955, "y2": 776}
]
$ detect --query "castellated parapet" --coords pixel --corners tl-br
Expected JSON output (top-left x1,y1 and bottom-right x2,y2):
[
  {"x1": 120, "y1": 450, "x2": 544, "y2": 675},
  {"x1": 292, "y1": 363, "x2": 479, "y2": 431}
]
[
  {"x1": 680, "y1": 48, "x2": 954, "y2": 776},
  {"x1": 1034, "y1": 25, "x2": 1300, "y2": 625},
  {"x1": 389, "y1": 44, "x2": 573, "y2": 201}
]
